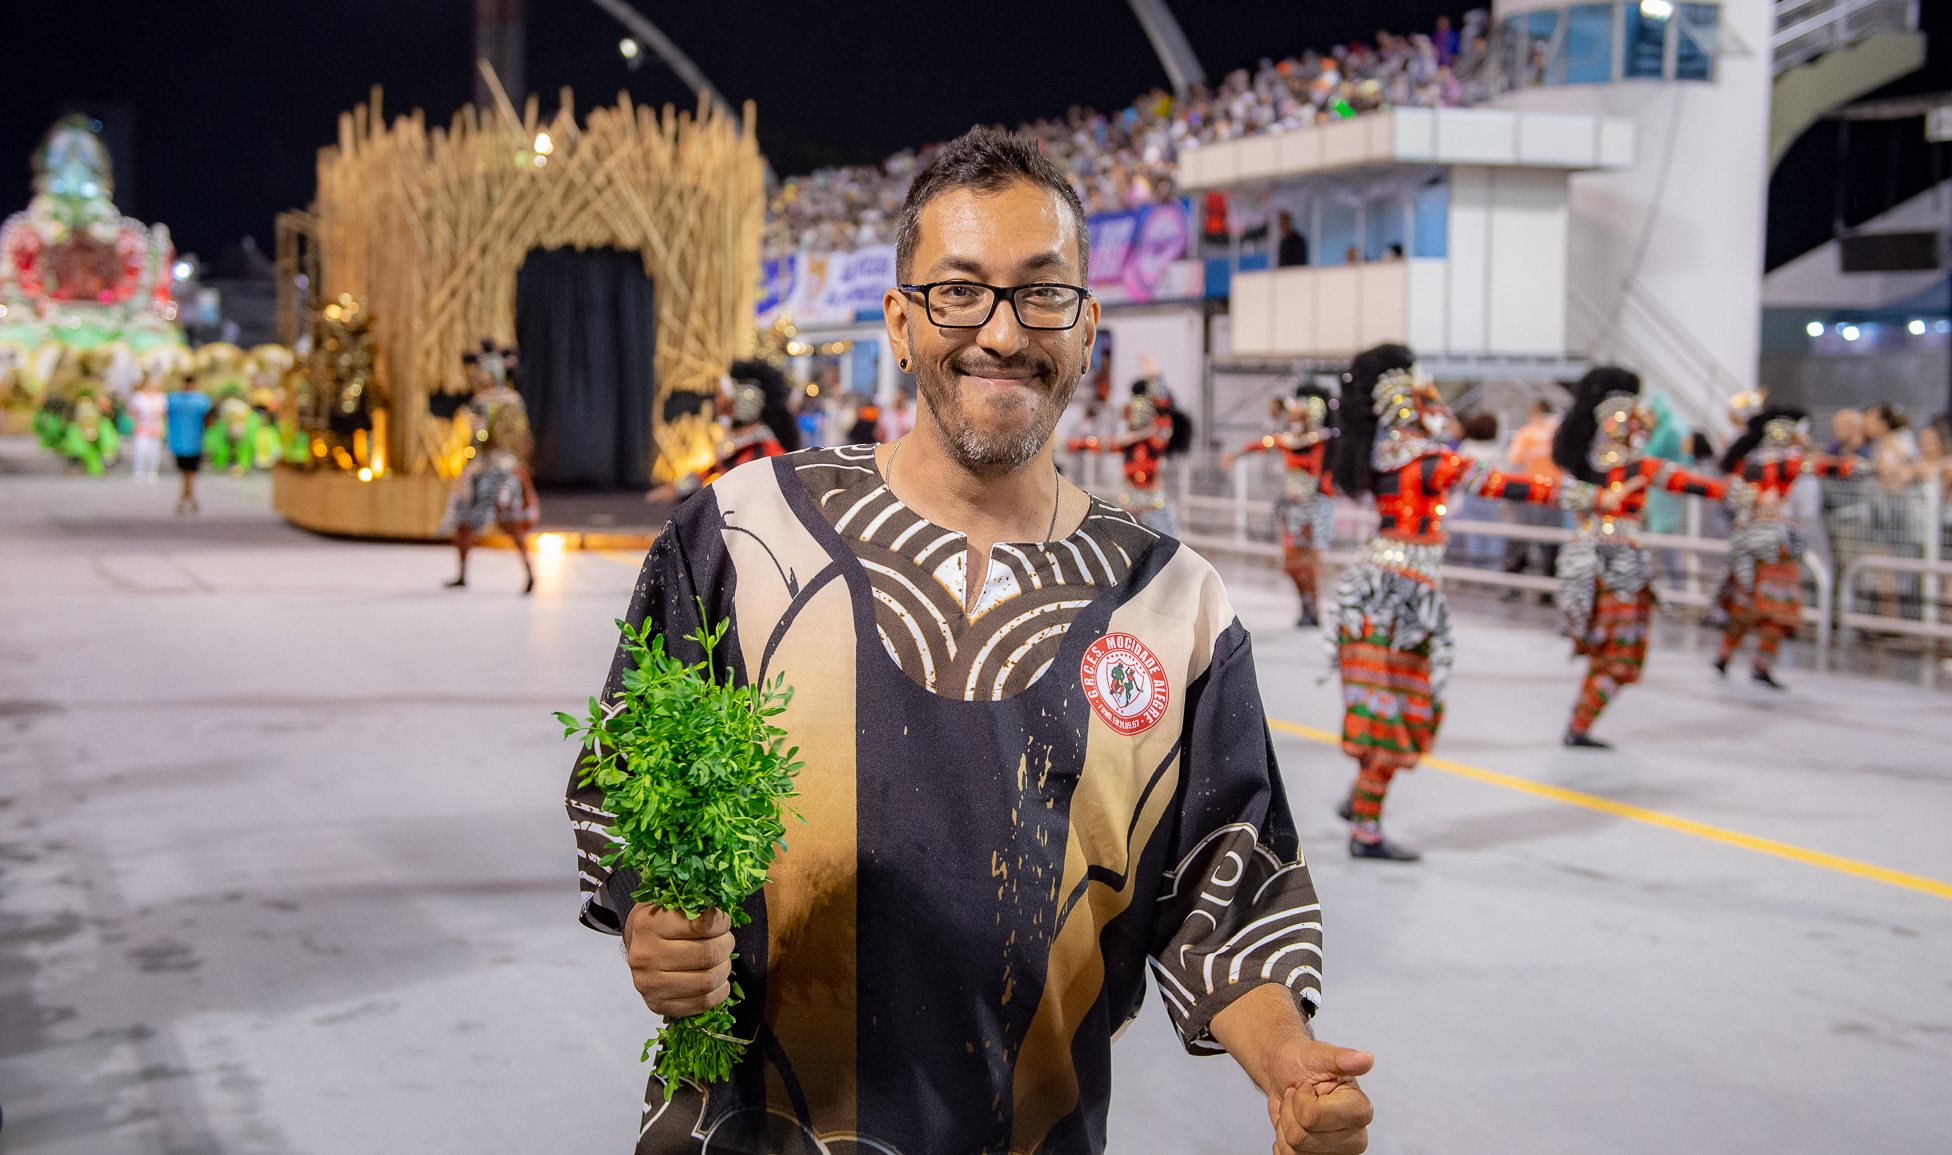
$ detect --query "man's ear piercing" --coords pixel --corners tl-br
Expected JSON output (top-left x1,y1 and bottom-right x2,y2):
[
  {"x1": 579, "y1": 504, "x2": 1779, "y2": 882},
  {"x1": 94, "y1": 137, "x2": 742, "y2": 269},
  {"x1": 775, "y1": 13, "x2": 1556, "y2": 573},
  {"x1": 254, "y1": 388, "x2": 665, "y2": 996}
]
[{"x1": 899, "y1": 358, "x2": 909, "y2": 371}]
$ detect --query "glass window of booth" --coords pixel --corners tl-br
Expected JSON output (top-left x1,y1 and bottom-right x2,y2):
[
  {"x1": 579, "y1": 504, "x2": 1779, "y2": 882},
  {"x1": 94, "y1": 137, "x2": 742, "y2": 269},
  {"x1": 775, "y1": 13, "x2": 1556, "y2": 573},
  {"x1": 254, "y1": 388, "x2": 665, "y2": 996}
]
[
  {"x1": 1563, "y1": 4, "x2": 1617, "y2": 84},
  {"x1": 1623, "y1": 3, "x2": 1671, "y2": 78},
  {"x1": 1675, "y1": 4, "x2": 1719, "y2": 81}
]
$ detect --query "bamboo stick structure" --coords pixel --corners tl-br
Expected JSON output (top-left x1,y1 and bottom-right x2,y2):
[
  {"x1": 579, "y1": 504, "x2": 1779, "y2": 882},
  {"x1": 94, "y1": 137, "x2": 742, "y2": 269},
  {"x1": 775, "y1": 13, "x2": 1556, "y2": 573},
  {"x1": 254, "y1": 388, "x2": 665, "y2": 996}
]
[{"x1": 294, "y1": 84, "x2": 763, "y2": 488}]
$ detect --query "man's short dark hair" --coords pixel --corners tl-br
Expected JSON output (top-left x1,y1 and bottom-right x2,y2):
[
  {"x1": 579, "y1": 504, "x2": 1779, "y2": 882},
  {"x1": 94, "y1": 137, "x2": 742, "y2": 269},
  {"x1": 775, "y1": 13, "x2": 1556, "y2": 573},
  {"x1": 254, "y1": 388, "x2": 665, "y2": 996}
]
[{"x1": 895, "y1": 126, "x2": 1090, "y2": 281}]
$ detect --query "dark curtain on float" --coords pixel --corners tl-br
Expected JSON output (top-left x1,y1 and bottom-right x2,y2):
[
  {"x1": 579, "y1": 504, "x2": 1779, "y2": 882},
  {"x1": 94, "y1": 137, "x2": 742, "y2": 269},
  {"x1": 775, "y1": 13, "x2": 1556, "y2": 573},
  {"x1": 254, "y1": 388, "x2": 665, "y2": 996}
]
[{"x1": 514, "y1": 247, "x2": 657, "y2": 489}]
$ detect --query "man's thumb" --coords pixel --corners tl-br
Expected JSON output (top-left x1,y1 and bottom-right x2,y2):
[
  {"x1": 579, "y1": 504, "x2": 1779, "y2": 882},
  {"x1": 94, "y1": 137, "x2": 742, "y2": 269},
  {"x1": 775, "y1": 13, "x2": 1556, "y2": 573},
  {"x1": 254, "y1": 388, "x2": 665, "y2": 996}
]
[{"x1": 1300, "y1": 1043, "x2": 1374, "y2": 1082}]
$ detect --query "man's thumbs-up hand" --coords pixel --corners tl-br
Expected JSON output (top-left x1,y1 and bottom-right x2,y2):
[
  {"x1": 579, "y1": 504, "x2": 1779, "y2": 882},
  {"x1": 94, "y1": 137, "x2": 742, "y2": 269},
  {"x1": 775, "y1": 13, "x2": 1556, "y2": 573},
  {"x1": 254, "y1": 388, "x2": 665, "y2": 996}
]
[{"x1": 1266, "y1": 1039, "x2": 1374, "y2": 1154}]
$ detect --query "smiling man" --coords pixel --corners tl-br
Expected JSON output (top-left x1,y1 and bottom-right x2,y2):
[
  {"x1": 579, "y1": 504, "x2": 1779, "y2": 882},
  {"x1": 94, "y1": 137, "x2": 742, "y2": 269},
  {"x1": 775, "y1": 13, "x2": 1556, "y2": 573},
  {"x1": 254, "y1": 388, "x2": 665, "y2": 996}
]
[{"x1": 568, "y1": 127, "x2": 1372, "y2": 1154}]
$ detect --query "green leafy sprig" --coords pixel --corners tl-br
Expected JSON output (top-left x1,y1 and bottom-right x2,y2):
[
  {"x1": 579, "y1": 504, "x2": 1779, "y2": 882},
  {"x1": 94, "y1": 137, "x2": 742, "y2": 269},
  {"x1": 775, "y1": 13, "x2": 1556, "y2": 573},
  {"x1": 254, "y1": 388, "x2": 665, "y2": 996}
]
[{"x1": 557, "y1": 613, "x2": 802, "y2": 1097}]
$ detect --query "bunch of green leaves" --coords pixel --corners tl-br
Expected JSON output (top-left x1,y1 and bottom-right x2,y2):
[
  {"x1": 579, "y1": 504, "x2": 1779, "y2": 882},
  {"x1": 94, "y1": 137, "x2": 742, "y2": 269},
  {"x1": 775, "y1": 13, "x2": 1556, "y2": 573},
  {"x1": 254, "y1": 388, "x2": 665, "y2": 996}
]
[{"x1": 557, "y1": 613, "x2": 802, "y2": 1096}]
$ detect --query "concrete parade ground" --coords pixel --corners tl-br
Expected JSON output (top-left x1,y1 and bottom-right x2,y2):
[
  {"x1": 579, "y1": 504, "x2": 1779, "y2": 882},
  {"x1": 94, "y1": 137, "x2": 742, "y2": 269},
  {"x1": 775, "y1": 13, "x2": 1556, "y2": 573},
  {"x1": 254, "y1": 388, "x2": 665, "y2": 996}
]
[{"x1": 1, "y1": 436, "x2": 1947, "y2": 1155}]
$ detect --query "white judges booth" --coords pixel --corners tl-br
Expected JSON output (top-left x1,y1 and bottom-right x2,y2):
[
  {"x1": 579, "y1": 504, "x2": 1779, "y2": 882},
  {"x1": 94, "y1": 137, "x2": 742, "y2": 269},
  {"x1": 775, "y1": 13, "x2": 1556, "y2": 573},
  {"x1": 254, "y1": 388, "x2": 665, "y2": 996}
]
[{"x1": 1180, "y1": 107, "x2": 1635, "y2": 361}]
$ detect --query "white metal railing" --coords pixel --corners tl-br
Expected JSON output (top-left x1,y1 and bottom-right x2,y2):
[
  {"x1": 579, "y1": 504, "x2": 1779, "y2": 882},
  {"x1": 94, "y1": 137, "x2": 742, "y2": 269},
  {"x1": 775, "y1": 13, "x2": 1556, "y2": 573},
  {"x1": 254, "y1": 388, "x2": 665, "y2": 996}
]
[
  {"x1": 1839, "y1": 554, "x2": 1952, "y2": 686},
  {"x1": 1168, "y1": 485, "x2": 1834, "y2": 668},
  {"x1": 1064, "y1": 448, "x2": 1952, "y2": 679},
  {"x1": 1773, "y1": 0, "x2": 1919, "y2": 74}
]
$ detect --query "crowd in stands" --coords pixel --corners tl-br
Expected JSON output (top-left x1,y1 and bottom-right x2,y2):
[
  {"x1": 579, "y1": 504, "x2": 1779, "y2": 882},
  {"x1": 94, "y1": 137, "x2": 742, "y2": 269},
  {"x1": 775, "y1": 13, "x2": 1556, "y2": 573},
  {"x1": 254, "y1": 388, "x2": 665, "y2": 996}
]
[{"x1": 765, "y1": 10, "x2": 1496, "y2": 259}]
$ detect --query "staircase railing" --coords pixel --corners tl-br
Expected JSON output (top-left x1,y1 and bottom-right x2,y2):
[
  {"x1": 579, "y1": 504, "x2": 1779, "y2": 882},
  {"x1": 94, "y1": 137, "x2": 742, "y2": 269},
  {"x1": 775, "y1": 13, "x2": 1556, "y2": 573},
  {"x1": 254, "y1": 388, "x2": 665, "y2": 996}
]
[
  {"x1": 1773, "y1": 0, "x2": 1919, "y2": 74},
  {"x1": 1568, "y1": 279, "x2": 1740, "y2": 435}
]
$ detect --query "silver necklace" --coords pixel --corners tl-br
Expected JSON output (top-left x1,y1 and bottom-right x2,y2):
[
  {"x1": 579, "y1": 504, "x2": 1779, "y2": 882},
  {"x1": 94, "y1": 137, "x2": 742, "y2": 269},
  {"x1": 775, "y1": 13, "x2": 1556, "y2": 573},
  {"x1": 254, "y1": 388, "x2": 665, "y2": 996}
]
[{"x1": 883, "y1": 436, "x2": 1063, "y2": 545}]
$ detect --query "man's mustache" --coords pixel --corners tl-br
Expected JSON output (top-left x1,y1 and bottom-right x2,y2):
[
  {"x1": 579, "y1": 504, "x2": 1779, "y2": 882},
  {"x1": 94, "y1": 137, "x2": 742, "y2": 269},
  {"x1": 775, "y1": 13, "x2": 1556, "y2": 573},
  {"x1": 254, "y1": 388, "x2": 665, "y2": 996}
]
[{"x1": 948, "y1": 353, "x2": 1055, "y2": 381}]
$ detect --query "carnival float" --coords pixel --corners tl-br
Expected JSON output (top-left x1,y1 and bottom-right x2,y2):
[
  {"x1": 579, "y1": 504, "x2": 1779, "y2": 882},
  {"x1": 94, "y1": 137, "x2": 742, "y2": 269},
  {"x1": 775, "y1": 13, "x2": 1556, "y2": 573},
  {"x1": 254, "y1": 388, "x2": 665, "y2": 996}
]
[
  {"x1": 0, "y1": 117, "x2": 309, "y2": 477},
  {"x1": 270, "y1": 84, "x2": 764, "y2": 539},
  {"x1": 0, "y1": 117, "x2": 186, "y2": 454}
]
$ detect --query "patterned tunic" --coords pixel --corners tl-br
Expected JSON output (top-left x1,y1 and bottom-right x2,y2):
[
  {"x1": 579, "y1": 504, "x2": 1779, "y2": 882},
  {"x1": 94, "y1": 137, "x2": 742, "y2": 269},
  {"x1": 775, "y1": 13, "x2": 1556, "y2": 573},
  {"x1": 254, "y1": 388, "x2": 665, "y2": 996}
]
[{"x1": 568, "y1": 445, "x2": 1322, "y2": 1154}]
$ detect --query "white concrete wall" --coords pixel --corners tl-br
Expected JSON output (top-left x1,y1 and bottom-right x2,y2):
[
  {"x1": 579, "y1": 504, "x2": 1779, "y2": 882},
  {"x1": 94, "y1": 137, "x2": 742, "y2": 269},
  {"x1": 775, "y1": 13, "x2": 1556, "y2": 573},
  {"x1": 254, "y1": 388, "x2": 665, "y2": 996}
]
[
  {"x1": 1447, "y1": 167, "x2": 1494, "y2": 354},
  {"x1": 1098, "y1": 306, "x2": 1206, "y2": 402},
  {"x1": 1485, "y1": 167, "x2": 1570, "y2": 354},
  {"x1": 1227, "y1": 163, "x2": 1573, "y2": 359},
  {"x1": 1181, "y1": 106, "x2": 1630, "y2": 189},
  {"x1": 1491, "y1": 0, "x2": 1774, "y2": 423}
]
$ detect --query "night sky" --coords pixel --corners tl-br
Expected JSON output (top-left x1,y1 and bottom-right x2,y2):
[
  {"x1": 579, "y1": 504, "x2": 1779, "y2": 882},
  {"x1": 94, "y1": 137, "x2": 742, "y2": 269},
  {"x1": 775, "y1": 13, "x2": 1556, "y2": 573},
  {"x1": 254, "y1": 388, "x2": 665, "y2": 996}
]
[{"x1": 0, "y1": 1, "x2": 1943, "y2": 268}]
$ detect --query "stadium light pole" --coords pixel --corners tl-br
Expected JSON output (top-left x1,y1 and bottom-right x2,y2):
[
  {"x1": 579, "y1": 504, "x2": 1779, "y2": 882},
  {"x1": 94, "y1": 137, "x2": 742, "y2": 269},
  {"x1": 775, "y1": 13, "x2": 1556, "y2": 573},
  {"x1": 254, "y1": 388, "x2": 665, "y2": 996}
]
[
  {"x1": 584, "y1": 0, "x2": 773, "y2": 183},
  {"x1": 474, "y1": 0, "x2": 526, "y2": 115},
  {"x1": 1127, "y1": 0, "x2": 1207, "y2": 99},
  {"x1": 585, "y1": 0, "x2": 734, "y2": 123}
]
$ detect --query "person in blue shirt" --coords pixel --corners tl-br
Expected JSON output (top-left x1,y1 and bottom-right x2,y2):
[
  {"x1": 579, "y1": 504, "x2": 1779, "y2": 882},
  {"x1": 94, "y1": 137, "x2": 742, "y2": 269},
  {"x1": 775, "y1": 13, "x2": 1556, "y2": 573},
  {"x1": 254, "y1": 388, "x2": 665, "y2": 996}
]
[{"x1": 165, "y1": 374, "x2": 213, "y2": 514}]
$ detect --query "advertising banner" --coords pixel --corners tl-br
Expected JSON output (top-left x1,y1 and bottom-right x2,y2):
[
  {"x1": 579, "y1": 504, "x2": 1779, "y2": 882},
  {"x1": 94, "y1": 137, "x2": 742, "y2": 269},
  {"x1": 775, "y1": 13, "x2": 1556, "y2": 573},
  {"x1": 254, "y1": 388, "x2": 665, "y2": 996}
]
[
  {"x1": 759, "y1": 198, "x2": 1202, "y2": 327},
  {"x1": 1087, "y1": 197, "x2": 1195, "y2": 304},
  {"x1": 758, "y1": 244, "x2": 897, "y2": 328}
]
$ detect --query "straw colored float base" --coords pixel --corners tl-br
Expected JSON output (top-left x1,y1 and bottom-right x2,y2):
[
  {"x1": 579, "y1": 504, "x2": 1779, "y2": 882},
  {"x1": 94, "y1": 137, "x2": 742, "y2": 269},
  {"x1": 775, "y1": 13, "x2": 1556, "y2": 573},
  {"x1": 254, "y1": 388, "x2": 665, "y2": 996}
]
[{"x1": 273, "y1": 466, "x2": 449, "y2": 541}]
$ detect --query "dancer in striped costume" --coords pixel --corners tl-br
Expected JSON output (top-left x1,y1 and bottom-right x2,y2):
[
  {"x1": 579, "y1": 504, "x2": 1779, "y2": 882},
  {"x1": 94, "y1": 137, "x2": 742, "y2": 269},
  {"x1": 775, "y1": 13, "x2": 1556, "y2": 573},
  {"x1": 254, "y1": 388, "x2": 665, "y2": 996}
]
[
  {"x1": 1713, "y1": 405, "x2": 1854, "y2": 688},
  {"x1": 1066, "y1": 382, "x2": 1182, "y2": 535},
  {"x1": 1328, "y1": 344, "x2": 1582, "y2": 861},
  {"x1": 1225, "y1": 383, "x2": 1337, "y2": 626},
  {"x1": 1550, "y1": 369, "x2": 1728, "y2": 748}
]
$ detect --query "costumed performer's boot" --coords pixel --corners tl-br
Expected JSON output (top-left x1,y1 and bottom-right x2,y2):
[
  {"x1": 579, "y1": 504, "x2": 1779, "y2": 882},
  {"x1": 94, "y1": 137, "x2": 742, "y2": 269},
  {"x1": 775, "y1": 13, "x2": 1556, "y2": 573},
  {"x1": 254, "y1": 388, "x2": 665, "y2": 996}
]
[{"x1": 1349, "y1": 833, "x2": 1421, "y2": 862}]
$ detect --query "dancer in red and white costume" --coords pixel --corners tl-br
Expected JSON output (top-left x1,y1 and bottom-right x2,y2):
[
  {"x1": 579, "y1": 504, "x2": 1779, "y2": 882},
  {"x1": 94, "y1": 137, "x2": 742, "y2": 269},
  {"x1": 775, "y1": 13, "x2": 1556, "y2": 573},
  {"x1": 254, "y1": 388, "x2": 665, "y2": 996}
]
[
  {"x1": 1713, "y1": 405, "x2": 1854, "y2": 688},
  {"x1": 1226, "y1": 383, "x2": 1337, "y2": 626},
  {"x1": 1328, "y1": 344, "x2": 1584, "y2": 861},
  {"x1": 1066, "y1": 380, "x2": 1180, "y2": 535},
  {"x1": 1550, "y1": 368, "x2": 1728, "y2": 748}
]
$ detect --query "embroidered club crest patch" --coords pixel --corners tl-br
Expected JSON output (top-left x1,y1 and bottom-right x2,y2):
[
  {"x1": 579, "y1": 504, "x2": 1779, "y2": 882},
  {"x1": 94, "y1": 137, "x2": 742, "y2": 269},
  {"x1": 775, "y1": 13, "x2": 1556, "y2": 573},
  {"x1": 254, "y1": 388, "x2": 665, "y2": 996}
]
[{"x1": 1080, "y1": 632, "x2": 1170, "y2": 735}]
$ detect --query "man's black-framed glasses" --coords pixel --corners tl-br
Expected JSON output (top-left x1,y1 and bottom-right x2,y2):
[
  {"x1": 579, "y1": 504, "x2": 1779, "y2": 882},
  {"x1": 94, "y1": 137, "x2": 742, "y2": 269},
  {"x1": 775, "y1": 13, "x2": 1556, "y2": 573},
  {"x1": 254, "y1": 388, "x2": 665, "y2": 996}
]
[{"x1": 899, "y1": 280, "x2": 1091, "y2": 331}]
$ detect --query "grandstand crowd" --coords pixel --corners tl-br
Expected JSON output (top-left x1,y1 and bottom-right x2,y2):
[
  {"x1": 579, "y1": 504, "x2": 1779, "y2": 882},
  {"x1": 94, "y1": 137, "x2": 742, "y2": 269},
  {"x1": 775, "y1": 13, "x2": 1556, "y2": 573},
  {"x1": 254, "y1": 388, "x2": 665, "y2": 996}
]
[{"x1": 765, "y1": 9, "x2": 1496, "y2": 259}]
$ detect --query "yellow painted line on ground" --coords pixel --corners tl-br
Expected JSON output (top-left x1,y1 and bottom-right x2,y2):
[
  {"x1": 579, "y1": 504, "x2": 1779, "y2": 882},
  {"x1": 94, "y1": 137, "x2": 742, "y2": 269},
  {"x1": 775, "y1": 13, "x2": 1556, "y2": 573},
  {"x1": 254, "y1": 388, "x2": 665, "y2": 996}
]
[{"x1": 1267, "y1": 718, "x2": 1952, "y2": 902}]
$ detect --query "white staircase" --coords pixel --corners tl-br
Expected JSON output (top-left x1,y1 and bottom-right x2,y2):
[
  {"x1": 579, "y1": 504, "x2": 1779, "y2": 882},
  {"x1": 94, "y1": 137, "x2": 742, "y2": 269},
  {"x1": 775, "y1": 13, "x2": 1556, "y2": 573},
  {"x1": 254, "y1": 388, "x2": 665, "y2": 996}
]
[
  {"x1": 1770, "y1": 0, "x2": 1926, "y2": 168},
  {"x1": 1773, "y1": 0, "x2": 1920, "y2": 73}
]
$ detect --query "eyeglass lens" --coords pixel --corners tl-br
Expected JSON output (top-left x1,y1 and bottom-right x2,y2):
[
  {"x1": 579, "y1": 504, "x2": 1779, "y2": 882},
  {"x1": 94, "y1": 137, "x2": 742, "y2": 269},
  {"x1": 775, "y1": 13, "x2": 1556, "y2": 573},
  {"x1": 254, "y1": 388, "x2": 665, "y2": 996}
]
[{"x1": 929, "y1": 283, "x2": 1081, "y2": 329}]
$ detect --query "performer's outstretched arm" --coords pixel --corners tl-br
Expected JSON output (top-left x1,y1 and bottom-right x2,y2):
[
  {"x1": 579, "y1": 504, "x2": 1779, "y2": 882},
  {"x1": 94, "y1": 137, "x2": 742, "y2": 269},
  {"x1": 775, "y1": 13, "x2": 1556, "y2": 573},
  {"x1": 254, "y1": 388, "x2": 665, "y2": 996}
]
[
  {"x1": 1433, "y1": 450, "x2": 1569, "y2": 506},
  {"x1": 1649, "y1": 460, "x2": 1728, "y2": 500},
  {"x1": 1805, "y1": 455, "x2": 1857, "y2": 479}
]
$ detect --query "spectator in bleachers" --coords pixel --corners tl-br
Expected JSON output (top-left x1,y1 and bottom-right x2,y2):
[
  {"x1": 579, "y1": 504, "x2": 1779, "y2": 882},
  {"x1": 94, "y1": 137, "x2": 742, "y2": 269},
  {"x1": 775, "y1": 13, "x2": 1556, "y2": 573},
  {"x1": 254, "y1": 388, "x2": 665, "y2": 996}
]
[
  {"x1": 1687, "y1": 431, "x2": 1719, "y2": 473},
  {"x1": 1915, "y1": 414, "x2": 1951, "y2": 496},
  {"x1": 1276, "y1": 210, "x2": 1310, "y2": 266},
  {"x1": 1641, "y1": 395, "x2": 1690, "y2": 583},
  {"x1": 1453, "y1": 411, "x2": 1504, "y2": 567},
  {"x1": 846, "y1": 396, "x2": 884, "y2": 445},
  {"x1": 1457, "y1": 411, "x2": 1500, "y2": 459},
  {"x1": 1502, "y1": 398, "x2": 1563, "y2": 595},
  {"x1": 1861, "y1": 403, "x2": 1923, "y2": 619},
  {"x1": 876, "y1": 391, "x2": 916, "y2": 444},
  {"x1": 1919, "y1": 417, "x2": 1952, "y2": 569},
  {"x1": 1866, "y1": 403, "x2": 1919, "y2": 491},
  {"x1": 1826, "y1": 407, "x2": 1869, "y2": 458},
  {"x1": 1434, "y1": 14, "x2": 1460, "y2": 66}
]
